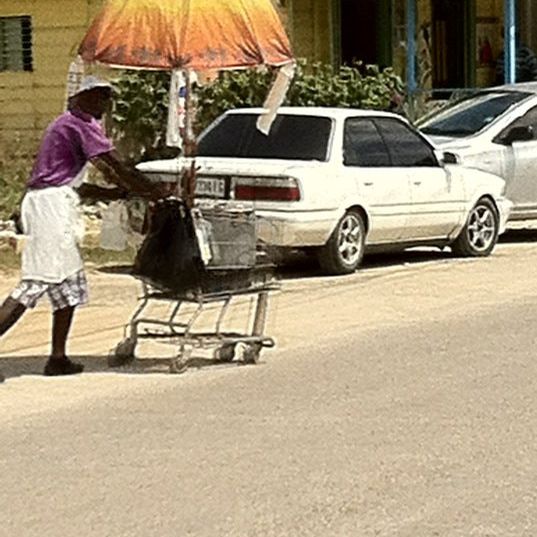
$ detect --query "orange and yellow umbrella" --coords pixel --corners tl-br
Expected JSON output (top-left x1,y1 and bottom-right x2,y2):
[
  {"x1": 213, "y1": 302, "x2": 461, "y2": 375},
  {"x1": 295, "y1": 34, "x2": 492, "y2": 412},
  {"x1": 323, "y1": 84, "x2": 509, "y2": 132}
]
[{"x1": 78, "y1": 0, "x2": 293, "y2": 70}]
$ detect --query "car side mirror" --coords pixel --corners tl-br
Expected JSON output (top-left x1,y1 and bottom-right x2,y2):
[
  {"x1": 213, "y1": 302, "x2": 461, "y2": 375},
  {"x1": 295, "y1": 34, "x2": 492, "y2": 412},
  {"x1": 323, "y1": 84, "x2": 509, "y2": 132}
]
[
  {"x1": 441, "y1": 151, "x2": 459, "y2": 165},
  {"x1": 500, "y1": 125, "x2": 534, "y2": 145}
]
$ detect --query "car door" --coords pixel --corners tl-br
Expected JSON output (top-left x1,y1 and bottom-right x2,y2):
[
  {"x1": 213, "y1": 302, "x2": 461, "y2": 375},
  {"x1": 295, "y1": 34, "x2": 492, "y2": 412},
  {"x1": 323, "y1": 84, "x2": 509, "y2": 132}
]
[
  {"x1": 342, "y1": 117, "x2": 412, "y2": 243},
  {"x1": 495, "y1": 105, "x2": 537, "y2": 216},
  {"x1": 375, "y1": 118, "x2": 465, "y2": 239}
]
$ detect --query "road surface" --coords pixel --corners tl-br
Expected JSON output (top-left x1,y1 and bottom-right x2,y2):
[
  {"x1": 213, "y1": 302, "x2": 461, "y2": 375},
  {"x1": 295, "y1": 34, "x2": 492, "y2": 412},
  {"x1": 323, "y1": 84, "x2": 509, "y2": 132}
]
[{"x1": 1, "y1": 235, "x2": 537, "y2": 536}]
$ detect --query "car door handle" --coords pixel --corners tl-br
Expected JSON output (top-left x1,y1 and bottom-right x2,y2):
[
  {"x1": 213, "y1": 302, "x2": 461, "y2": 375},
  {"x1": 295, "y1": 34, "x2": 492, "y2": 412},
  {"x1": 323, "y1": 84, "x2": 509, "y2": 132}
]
[
  {"x1": 363, "y1": 181, "x2": 374, "y2": 186},
  {"x1": 413, "y1": 180, "x2": 422, "y2": 186}
]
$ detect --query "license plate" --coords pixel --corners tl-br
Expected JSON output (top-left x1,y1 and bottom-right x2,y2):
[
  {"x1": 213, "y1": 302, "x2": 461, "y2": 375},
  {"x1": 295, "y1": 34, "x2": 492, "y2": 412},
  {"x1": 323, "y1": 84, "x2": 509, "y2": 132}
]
[{"x1": 195, "y1": 177, "x2": 226, "y2": 198}]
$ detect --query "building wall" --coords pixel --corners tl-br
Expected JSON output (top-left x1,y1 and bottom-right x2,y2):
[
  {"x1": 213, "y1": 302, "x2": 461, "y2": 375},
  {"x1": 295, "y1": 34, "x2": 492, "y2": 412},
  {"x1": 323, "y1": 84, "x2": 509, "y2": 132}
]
[
  {"x1": 289, "y1": 0, "x2": 333, "y2": 64},
  {"x1": 0, "y1": 0, "x2": 102, "y2": 143}
]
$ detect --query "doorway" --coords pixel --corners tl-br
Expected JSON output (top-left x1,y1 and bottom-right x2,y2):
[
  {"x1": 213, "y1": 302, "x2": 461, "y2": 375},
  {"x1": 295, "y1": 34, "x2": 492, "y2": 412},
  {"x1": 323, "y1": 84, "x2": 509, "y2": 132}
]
[
  {"x1": 340, "y1": 0, "x2": 391, "y2": 68},
  {"x1": 431, "y1": 0, "x2": 472, "y2": 91}
]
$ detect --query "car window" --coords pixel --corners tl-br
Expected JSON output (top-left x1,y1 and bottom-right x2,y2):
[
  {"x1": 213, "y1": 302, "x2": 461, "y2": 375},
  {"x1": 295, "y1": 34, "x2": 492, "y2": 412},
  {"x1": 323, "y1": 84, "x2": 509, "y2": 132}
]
[
  {"x1": 343, "y1": 118, "x2": 390, "y2": 167},
  {"x1": 419, "y1": 91, "x2": 532, "y2": 137},
  {"x1": 197, "y1": 113, "x2": 332, "y2": 161},
  {"x1": 504, "y1": 105, "x2": 537, "y2": 132},
  {"x1": 375, "y1": 118, "x2": 439, "y2": 167}
]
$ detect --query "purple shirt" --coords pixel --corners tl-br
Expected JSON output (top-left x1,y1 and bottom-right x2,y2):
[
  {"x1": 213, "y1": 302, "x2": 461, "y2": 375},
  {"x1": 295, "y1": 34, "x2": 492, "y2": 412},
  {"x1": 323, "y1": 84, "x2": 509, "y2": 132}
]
[{"x1": 28, "y1": 110, "x2": 114, "y2": 189}]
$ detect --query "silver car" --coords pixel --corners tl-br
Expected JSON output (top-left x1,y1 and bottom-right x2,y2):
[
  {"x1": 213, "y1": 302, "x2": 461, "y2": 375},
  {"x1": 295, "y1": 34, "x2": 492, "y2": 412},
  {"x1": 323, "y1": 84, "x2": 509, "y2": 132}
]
[{"x1": 419, "y1": 83, "x2": 537, "y2": 221}]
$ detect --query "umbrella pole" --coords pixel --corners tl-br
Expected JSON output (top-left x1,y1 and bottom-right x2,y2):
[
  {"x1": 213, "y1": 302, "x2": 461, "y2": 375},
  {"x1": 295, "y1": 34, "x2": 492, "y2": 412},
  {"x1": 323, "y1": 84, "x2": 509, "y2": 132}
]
[{"x1": 182, "y1": 69, "x2": 197, "y2": 209}]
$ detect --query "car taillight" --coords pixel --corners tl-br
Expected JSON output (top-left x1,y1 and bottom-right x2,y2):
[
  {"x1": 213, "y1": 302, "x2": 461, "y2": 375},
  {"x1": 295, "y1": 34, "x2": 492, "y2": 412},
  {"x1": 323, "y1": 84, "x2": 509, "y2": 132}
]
[{"x1": 233, "y1": 177, "x2": 301, "y2": 202}]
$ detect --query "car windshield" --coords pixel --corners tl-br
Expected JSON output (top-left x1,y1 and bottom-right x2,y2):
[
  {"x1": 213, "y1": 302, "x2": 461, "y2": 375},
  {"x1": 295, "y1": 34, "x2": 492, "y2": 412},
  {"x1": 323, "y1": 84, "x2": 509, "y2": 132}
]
[
  {"x1": 197, "y1": 113, "x2": 332, "y2": 161},
  {"x1": 419, "y1": 91, "x2": 532, "y2": 137}
]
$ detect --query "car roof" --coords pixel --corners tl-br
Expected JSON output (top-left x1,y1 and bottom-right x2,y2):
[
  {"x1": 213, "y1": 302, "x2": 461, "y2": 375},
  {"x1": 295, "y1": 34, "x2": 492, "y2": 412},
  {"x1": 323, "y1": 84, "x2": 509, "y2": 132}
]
[
  {"x1": 483, "y1": 81, "x2": 537, "y2": 94},
  {"x1": 225, "y1": 106, "x2": 403, "y2": 120}
]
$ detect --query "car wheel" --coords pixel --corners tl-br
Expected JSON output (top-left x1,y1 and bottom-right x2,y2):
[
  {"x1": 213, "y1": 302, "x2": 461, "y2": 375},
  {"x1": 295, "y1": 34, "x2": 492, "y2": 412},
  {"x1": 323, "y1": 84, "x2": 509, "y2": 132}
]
[
  {"x1": 318, "y1": 210, "x2": 365, "y2": 274},
  {"x1": 451, "y1": 198, "x2": 499, "y2": 257}
]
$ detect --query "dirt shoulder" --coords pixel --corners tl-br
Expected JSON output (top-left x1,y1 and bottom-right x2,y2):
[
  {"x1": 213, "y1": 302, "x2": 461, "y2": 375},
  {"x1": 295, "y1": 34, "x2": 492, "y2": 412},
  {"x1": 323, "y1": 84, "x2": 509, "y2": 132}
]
[{"x1": 2, "y1": 241, "x2": 536, "y2": 364}]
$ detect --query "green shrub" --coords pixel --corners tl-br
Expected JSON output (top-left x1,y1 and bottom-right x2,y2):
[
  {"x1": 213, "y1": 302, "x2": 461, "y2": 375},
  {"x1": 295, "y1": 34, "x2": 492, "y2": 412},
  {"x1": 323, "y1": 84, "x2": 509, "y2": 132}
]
[
  {"x1": 0, "y1": 136, "x2": 35, "y2": 220},
  {"x1": 110, "y1": 71, "x2": 171, "y2": 164},
  {"x1": 110, "y1": 59, "x2": 405, "y2": 163}
]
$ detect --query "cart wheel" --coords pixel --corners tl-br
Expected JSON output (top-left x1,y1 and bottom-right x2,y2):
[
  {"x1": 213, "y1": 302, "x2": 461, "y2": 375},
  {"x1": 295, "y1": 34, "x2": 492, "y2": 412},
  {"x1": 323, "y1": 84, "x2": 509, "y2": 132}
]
[
  {"x1": 214, "y1": 343, "x2": 236, "y2": 362},
  {"x1": 169, "y1": 345, "x2": 191, "y2": 374},
  {"x1": 108, "y1": 338, "x2": 136, "y2": 367},
  {"x1": 242, "y1": 343, "x2": 262, "y2": 365},
  {"x1": 169, "y1": 359, "x2": 189, "y2": 374}
]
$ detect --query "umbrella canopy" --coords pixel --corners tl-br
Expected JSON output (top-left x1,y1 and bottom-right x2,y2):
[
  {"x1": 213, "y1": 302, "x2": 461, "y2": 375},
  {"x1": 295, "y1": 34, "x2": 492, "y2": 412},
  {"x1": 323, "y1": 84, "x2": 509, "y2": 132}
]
[{"x1": 78, "y1": 0, "x2": 293, "y2": 70}]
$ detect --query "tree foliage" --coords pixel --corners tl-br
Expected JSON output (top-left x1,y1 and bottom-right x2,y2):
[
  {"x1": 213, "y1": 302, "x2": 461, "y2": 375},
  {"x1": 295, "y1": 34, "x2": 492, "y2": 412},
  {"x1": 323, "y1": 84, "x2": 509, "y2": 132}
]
[{"x1": 110, "y1": 59, "x2": 405, "y2": 163}]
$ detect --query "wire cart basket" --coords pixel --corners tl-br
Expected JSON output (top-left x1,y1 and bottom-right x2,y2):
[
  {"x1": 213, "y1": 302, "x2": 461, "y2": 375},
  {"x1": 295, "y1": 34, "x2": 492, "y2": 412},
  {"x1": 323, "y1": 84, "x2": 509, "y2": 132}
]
[{"x1": 109, "y1": 201, "x2": 280, "y2": 373}]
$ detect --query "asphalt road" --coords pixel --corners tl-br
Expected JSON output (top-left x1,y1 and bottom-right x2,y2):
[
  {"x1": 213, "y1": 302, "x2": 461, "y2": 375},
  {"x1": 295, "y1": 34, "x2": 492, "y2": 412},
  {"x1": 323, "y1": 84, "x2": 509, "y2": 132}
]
[{"x1": 2, "y1": 234, "x2": 537, "y2": 536}]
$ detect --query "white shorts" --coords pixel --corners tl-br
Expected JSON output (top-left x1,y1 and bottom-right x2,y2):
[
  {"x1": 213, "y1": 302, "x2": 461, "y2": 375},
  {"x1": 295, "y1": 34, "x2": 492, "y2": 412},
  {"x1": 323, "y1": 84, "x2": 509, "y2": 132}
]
[{"x1": 10, "y1": 270, "x2": 89, "y2": 311}]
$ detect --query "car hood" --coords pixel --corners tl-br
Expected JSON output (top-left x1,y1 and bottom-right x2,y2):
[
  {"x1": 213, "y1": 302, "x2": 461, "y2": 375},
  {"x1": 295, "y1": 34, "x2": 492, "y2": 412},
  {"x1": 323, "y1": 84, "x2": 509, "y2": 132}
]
[
  {"x1": 137, "y1": 156, "x2": 326, "y2": 177},
  {"x1": 427, "y1": 134, "x2": 460, "y2": 145},
  {"x1": 427, "y1": 134, "x2": 475, "y2": 151}
]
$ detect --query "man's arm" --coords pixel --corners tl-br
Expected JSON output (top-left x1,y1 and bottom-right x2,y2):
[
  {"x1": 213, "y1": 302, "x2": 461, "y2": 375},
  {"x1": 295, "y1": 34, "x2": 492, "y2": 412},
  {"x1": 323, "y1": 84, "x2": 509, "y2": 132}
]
[
  {"x1": 76, "y1": 183, "x2": 127, "y2": 202},
  {"x1": 90, "y1": 150, "x2": 169, "y2": 200}
]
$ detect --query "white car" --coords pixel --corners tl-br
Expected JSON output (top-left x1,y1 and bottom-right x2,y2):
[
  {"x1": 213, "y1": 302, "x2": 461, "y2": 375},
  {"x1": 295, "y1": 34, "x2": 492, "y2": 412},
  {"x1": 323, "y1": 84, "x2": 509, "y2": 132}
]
[
  {"x1": 138, "y1": 107, "x2": 512, "y2": 275},
  {"x1": 419, "y1": 83, "x2": 537, "y2": 221}
]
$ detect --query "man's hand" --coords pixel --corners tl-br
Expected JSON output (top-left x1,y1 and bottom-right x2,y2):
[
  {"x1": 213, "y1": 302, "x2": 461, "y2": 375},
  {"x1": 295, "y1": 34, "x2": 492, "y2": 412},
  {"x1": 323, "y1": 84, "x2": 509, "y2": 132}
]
[
  {"x1": 147, "y1": 181, "x2": 177, "y2": 201},
  {"x1": 77, "y1": 183, "x2": 128, "y2": 202},
  {"x1": 9, "y1": 210, "x2": 23, "y2": 234}
]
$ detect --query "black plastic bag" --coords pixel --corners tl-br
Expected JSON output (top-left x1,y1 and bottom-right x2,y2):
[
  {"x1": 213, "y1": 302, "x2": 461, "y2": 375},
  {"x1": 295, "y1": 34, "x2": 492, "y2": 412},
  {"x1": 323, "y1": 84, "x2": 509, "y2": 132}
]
[{"x1": 132, "y1": 199, "x2": 203, "y2": 293}]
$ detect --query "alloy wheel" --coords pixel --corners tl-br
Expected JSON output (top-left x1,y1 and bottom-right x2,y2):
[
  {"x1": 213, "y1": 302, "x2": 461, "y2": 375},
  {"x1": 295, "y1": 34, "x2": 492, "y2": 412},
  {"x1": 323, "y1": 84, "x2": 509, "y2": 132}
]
[
  {"x1": 466, "y1": 204, "x2": 496, "y2": 252},
  {"x1": 337, "y1": 213, "x2": 363, "y2": 266}
]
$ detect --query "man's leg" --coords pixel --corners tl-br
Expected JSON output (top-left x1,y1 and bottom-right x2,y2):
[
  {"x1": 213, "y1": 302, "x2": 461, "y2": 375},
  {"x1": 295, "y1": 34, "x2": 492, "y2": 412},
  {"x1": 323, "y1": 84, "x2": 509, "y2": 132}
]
[
  {"x1": 43, "y1": 271, "x2": 87, "y2": 376},
  {"x1": 0, "y1": 297, "x2": 27, "y2": 336},
  {"x1": 44, "y1": 305, "x2": 83, "y2": 376},
  {"x1": 0, "y1": 285, "x2": 40, "y2": 383},
  {"x1": 0, "y1": 297, "x2": 27, "y2": 383},
  {"x1": 51, "y1": 306, "x2": 75, "y2": 359}
]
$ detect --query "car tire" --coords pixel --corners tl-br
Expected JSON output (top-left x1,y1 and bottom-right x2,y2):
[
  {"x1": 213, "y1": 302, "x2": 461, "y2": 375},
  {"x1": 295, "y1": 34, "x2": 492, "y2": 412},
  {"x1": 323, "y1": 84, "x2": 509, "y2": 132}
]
[
  {"x1": 318, "y1": 210, "x2": 366, "y2": 275},
  {"x1": 451, "y1": 197, "x2": 499, "y2": 257}
]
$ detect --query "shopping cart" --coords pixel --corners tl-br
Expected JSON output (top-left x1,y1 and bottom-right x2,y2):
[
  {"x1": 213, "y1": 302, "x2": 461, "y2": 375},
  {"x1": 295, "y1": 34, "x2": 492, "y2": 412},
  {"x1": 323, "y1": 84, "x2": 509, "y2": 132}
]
[{"x1": 109, "y1": 201, "x2": 279, "y2": 373}]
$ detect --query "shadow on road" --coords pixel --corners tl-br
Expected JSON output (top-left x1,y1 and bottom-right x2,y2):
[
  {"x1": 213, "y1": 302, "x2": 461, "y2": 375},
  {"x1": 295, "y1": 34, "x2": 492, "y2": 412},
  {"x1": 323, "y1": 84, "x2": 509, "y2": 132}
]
[
  {"x1": 98, "y1": 264, "x2": 133, "y2": 275},
  {"x1": 500, "y1": 228, "x2": 537, "y2": 244},
  {"x1": 276, "y1": 248, "x2": 453, "y2": 280},
  {"x1": 0, "y1": 355, "x2": 157, "y2": 380},
  {"x1": 95, "y1": 248, "x2": 455, "y2": 283},
  {"x1": 0, "y1": 354, "x2": 250, "y2": 381},
  {"x1": 94, "y1": 227, "x2": 537, "y2": 283}
]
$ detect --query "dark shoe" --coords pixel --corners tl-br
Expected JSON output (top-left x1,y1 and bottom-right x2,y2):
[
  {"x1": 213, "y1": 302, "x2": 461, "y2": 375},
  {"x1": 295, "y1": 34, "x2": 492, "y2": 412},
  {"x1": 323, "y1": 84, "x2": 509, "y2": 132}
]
[{"x1": 44, "y1": 357, "x2": 84, "y2": 376}]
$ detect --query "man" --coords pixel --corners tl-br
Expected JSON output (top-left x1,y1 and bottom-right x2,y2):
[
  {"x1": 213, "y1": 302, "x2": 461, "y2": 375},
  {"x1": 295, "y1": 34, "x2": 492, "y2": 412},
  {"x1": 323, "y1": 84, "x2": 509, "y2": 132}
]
[{"x1": 0, "y1": 76, "x2": 167, "y2": 379}]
